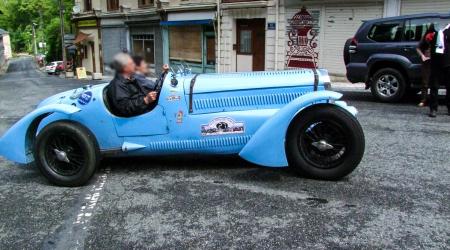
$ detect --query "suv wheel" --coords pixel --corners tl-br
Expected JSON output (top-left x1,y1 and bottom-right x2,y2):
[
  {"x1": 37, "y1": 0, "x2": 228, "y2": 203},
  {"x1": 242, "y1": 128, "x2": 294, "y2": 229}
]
[{"x1": 370, "y1": 68, "x2": 406, "y2": 103}]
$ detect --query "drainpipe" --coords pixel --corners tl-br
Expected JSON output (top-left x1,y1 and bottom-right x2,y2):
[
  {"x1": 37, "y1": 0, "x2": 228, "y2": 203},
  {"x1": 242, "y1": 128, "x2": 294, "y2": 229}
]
[
  {"x1": 217, "y1": 0, "x2": 221, "y2": 73},
  {"x1": 274, "y1": 0, "x2": 279, "y2": 71}
]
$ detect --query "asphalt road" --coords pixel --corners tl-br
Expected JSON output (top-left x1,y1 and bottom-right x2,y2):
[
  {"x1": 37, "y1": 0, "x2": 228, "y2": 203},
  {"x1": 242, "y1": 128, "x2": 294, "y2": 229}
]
[{"x1": 0, "y1": 57, "x2": 449, "y2": 249}]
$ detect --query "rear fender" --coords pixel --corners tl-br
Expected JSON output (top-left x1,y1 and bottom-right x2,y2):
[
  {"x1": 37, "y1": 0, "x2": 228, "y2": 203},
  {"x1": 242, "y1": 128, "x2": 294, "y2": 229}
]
[
  {"x1": 0, "y1": 104, "x2": 80, "y2": 164},
  {"x1": 239, "y1": 91, "x2": 356, "y2": 167}
]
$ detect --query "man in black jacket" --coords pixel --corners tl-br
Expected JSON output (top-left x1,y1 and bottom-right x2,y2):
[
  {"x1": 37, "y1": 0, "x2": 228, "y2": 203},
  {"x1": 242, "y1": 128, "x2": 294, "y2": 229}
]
[
  {"x1": 429, "y1": 24, "x2": 450, "y2": 117},
  {"x1": 107, "y1": 53, "x2": 158, "y2": 117}
]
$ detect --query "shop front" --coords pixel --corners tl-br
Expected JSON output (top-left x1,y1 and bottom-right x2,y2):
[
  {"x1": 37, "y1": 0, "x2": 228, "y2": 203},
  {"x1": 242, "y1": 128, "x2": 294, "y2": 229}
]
[
  {"x1": 161, "y1": 11, "x2": 217, "y2": 74},
  {"x1": 74, "y1": 18, "x2": 103, "y2": 78}
]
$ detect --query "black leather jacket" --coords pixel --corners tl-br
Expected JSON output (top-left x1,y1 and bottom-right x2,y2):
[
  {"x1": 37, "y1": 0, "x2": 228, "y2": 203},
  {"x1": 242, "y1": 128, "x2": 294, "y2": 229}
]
[{"x1": 106, "y1": 74, "x2": 152, "y2": 117}]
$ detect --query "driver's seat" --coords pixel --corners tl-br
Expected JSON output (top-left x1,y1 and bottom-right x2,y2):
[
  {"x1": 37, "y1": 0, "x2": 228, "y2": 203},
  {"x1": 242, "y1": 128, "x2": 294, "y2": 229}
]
[{"x1": 103, "y1": 86, "x2": 122, "y2": 117}]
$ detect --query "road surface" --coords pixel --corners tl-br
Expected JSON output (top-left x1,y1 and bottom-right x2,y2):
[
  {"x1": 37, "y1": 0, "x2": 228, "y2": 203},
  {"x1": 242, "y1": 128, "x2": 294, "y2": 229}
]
[{"x1": 0, "y1": 57, "x2": 449, "y2": 249}]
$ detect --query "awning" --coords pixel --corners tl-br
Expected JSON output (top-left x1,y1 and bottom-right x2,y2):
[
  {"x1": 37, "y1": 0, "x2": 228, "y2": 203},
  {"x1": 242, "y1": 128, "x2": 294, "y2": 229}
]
[
  {"x1": 74, "y1": 32, "x2": 90, "y2": 44},
  {"x1": 160, "y1": 19, "x2": 213, "y2": 26}
]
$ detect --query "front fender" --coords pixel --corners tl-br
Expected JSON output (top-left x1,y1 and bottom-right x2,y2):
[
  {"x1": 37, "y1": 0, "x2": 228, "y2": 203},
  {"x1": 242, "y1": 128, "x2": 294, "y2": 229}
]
[
  {"x1": 0, "y1": 104, "x2": 80, "y2": 164},
  {"x1": 239, "y1": 91, "x2": 355, "y2": 167}
]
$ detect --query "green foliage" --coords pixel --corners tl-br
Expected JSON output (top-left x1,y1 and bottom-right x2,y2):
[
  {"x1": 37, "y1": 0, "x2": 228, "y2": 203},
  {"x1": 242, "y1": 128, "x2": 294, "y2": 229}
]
[{"x1": 0, "y1": 0, "x2": 73, "y2": 60}]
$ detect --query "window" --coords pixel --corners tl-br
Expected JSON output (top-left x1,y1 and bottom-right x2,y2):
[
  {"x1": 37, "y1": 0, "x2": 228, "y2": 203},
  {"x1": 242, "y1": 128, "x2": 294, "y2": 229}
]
[
  {"x1": 368, "y1": 22, "x2": 403, "y2": 42},
  {"x1": 107, "y1": 0, "x2": 119, "y2": 11},
  {"x1": 132, "y1": 34, "x2": 155, "y2": 65},
  {"x1": 169, "y1": 26, "x2": 202, "y2": 63},
  {"x1": 404, "y1": 18, "x2": 439, "y2": 42},
  {"x1": 138, "y1": 0, "x2": 153, "y2": 8},
  {"x1": 205, "y1": 35, "x2": 216, "y2": 65},
  {"x1": 239, "y1": 30, "x2": 252, "y2": 54},
  {"x1": 84, "y1": 0, "x2": 92, "y2": 11}
]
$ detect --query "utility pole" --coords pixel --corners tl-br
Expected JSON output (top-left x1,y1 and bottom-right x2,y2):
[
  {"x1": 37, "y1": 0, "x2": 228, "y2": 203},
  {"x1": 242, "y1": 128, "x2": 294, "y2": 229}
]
[
  {"x1": 59, "y1": 0, "x2": 67, "y2": 73},
  {"x1": 32, "y1": 23, "x2": 38, "y2": 56}
]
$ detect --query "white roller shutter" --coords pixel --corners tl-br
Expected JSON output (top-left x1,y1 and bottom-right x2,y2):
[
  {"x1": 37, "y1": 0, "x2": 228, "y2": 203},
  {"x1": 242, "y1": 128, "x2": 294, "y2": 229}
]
[
  {"x1": 401, "y1": 0, "x2": 450, "y2": 15},
  {"x1": 321, "y1": 4, "x2": 383, "y2": 75}
]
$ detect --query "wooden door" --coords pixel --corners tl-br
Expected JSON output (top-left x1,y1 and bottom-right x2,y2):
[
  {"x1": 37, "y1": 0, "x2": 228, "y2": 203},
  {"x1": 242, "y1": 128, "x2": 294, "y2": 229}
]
[{"x1": 236, "y1": 19, "x2": 265, "y2": 71}]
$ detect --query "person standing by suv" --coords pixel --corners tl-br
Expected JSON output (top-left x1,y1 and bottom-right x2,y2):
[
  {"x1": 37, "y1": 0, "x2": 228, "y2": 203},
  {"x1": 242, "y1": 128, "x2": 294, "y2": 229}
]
[
  {"x1": 416, "y1": 24, "x2": 436, "y2": 107},
  {"x1": 429, "y1": 23, "x2": 450, "y2": 117}
]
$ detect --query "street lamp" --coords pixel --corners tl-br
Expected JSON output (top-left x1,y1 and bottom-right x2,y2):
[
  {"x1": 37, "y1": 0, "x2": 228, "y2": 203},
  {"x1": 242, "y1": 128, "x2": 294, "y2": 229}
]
[
  {"x1": 32, "y1": 22, "x2": 38, "y2": 56},
  {"x1": 58, "y1": 0, "x2": 67, "y2": 74}
]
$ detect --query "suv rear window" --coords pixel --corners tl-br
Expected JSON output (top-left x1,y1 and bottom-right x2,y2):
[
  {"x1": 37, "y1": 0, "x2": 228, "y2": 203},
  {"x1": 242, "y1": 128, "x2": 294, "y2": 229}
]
[{"x1": 368, "y1": 22, "x2": 403, "y2": 42}]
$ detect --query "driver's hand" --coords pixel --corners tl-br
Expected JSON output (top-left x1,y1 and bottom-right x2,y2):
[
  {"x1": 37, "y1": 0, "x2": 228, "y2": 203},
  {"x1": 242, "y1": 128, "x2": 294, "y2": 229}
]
[
  {"x1": 144, "y1": 91, "x2": 158, "y2": 104},
  {"x1": 162, "y1": 64, "x2": 169, "y2": 72}
]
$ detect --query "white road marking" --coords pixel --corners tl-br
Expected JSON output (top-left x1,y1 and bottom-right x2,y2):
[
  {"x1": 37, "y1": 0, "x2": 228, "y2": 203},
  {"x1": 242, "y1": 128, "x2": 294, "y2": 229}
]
[
  {"x1": 43, "y1": 167, "x2": 111, "y2": 249},
  {"x1": 73, "y1": 168, "x2": 110, "y2": 227}
]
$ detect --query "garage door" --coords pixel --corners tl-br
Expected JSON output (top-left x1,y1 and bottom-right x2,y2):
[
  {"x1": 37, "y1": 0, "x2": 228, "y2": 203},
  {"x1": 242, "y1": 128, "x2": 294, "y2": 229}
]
[
  {"x1": 401, "y1": 0, "x2": 450, "y2": 15},
  {"x1": 321, "y1": 4, "x2": 383, "y2": 75}
]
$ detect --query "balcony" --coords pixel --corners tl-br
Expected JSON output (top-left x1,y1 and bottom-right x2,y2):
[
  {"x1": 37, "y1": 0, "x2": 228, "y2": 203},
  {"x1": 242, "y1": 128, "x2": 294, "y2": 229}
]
[
  {"x1": 221, "y1": 0, "x2": 268, "y2": 9},
  {"x1": 222, "y1": 0, "x2": 267, "y2": 3}
]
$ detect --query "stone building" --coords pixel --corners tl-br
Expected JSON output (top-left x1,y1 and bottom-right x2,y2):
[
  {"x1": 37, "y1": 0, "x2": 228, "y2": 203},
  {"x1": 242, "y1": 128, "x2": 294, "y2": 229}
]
[{"x1": 72, "y1": 0, "x2": 450, "y2": 76}]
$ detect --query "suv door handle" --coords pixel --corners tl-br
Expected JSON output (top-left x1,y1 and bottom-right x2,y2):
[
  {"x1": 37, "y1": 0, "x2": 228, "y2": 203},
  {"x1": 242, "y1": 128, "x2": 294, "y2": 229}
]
[{"x1": 403, "y1": 46, "x2": 415, "y2": 51}]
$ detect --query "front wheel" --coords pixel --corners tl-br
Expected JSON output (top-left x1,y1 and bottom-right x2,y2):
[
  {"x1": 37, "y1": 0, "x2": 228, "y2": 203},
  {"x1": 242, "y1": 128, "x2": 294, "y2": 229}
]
[
  {"x1": 34, "y1": 121, "x2": 100, "y2": 187},
  {"x1": 286, "y1": 105, "x2": 365, "y2": 180}
]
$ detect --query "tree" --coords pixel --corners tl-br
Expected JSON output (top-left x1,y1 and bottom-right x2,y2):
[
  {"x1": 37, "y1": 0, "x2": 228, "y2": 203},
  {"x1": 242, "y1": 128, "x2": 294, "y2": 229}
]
[{"x1": 0, "y1": 0, "x2": 73, "y2": 60}]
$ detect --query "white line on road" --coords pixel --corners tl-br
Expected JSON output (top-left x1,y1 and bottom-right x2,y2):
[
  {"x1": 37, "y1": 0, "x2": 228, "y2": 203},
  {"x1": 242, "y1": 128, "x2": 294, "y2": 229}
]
[{"x1": 42, "y1": 167, "x2": 111, "y2": 250}]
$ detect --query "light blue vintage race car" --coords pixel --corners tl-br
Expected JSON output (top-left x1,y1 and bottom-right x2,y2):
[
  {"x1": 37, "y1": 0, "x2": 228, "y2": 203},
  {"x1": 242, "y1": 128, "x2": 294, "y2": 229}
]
[{"x1": 0, "y1": 68, "x2": 365, "y2": 186}]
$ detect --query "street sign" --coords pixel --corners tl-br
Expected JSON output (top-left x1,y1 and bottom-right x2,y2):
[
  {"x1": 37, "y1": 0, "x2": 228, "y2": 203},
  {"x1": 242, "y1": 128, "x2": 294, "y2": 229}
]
[
  {"x1": 267, "y1": 22, "x2": 276, "y2": 30},
  {"x1": 76, "y1": 67, "x2": 87, "y2": 79}
]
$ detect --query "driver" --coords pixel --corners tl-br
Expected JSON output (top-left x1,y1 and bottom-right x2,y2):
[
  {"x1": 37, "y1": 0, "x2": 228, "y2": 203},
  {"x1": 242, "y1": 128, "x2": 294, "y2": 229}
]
[{"x1": 107, "y1": 53, "x2": 157, "y2": 117}]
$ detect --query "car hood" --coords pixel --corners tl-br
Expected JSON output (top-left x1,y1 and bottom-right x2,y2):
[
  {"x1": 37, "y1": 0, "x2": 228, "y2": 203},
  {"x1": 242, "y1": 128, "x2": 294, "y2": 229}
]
[
  {"x1": 37, "y1": 83, "x2": 108, "y2": 108},
  {"x1": 182, "y1": 69, "x2": 330, "y2": 94}
]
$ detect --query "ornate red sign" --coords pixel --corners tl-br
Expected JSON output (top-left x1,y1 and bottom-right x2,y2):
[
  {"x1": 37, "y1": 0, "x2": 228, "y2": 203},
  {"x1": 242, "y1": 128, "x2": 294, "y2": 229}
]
[{"x1": 286, "y1": 7, "x2": 319, "y2": 69}]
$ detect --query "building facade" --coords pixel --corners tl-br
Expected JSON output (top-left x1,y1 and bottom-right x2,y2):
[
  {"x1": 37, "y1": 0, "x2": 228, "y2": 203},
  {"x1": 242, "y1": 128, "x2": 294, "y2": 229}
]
[
  {"x1": 100, "y1": 0, "x2": 164, "y2": 75},
  {"x1": 72, "y1": 0, "x2": 450, "y2": 77},
  {"x1": 0, "y1": 29, "x2": 12, "y2": 68},
  {"x1": 72, "y1": 0, "x2": 103, "y2": 78},
  {"x1": 159, "y1": 0, "x2": 217, "y2": 73}
]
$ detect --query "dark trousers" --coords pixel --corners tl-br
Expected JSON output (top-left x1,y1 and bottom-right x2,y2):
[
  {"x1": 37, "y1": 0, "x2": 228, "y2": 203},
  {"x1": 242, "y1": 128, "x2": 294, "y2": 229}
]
[{"x1": 429, "y1": 66, "x2": 450, "y2": 112}]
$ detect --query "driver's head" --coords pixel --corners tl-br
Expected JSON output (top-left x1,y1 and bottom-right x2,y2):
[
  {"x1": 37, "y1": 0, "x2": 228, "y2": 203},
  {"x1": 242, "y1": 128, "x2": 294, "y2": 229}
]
[
  {"x1": 112, "y1": 53, "x2": 135, "y2": 76},
  {"x1": 132, "y1": 55, "x2": 149, "y2": 75}
]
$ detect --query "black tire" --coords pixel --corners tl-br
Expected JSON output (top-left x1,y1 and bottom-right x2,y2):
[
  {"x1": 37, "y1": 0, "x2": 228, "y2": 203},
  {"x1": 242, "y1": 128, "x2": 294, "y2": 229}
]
[
  {"x1": 370, "y1": 68, "x2": 406, "y2": 103},
  {"x1": 286, "y1": 105, "x2": 365, "y2": 180},
  {"x1": 34, "y1": 121, "x2": 100, "y2": 187}
]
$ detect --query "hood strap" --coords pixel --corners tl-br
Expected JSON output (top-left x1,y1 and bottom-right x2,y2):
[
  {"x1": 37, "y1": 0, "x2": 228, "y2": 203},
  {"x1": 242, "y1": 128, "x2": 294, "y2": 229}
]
[
  {"x1": 312, "y1": 68, "x2": 319, "y2": 91},
  {"x1": 189, "y1": 74, "x2": 199, "y2": 113}
]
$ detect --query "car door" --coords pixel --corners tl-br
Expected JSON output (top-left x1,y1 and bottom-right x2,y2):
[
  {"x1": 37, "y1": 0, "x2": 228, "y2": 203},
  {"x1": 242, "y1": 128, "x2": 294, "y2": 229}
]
[{"x1": 112, "y1": 106, "x2": 169, "y2": 137}]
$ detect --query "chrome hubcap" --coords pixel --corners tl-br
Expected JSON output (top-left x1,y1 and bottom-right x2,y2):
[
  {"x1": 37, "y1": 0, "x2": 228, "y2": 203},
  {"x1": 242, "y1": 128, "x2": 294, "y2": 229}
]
[
  {"x1": 311, "y1": 140, "x2": 335, "y2": 152},
  {"x1": 53, "y1": 149, "x2": 70, "y2": 163},
  {"x1": 376, "y1": 74, "x2": 399, "y2": 97}
]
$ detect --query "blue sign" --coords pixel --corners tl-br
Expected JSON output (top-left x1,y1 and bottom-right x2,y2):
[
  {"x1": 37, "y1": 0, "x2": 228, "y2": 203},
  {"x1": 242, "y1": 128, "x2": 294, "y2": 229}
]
[
  {"x1": 268, "y1": 22, "x2": 276, "y2": 30},
  {"x1": 78, "y1": 91, "x2": 92, "y2": 105}
]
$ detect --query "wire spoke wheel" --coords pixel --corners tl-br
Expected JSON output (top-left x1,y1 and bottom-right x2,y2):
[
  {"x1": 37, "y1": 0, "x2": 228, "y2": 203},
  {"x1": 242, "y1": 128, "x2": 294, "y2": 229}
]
[
  {"x1": 286, "y1": 105, "x2": 365, "y2": 180},
  {"x1": 44, "y1": 133, "x2": 86, "y2": 176},
  {"x1": 298, "y1": 121, "x2": 347, "y2": 169},
  {"x1": 34, "y1": 121, "x2": 99, "y2": 187}
]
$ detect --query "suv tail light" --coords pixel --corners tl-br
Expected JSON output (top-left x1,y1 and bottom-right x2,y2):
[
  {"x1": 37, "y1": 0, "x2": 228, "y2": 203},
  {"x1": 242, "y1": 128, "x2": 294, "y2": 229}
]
[{"x1": 349, "y1": 37, "x2": 358, "y2": 54}]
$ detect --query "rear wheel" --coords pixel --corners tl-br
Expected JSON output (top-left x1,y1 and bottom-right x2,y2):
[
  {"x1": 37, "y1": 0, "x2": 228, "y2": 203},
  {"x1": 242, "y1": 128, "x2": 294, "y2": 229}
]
[
  {"x1": 370, "y1": 68, "x2": 406, "y2": 102},
  {"x1": 34, "y1": 121, "x2": 100, "y2": 187},
  {"x1": 286, "y1": 105, "x2": 365, "y2": 180}
]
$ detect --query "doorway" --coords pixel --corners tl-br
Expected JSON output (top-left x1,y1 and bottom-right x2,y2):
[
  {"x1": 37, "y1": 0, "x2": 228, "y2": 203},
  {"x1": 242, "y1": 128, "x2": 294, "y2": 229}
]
[{"x1": 236, "y1": 19, "x2": 265, "y2": 71}]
